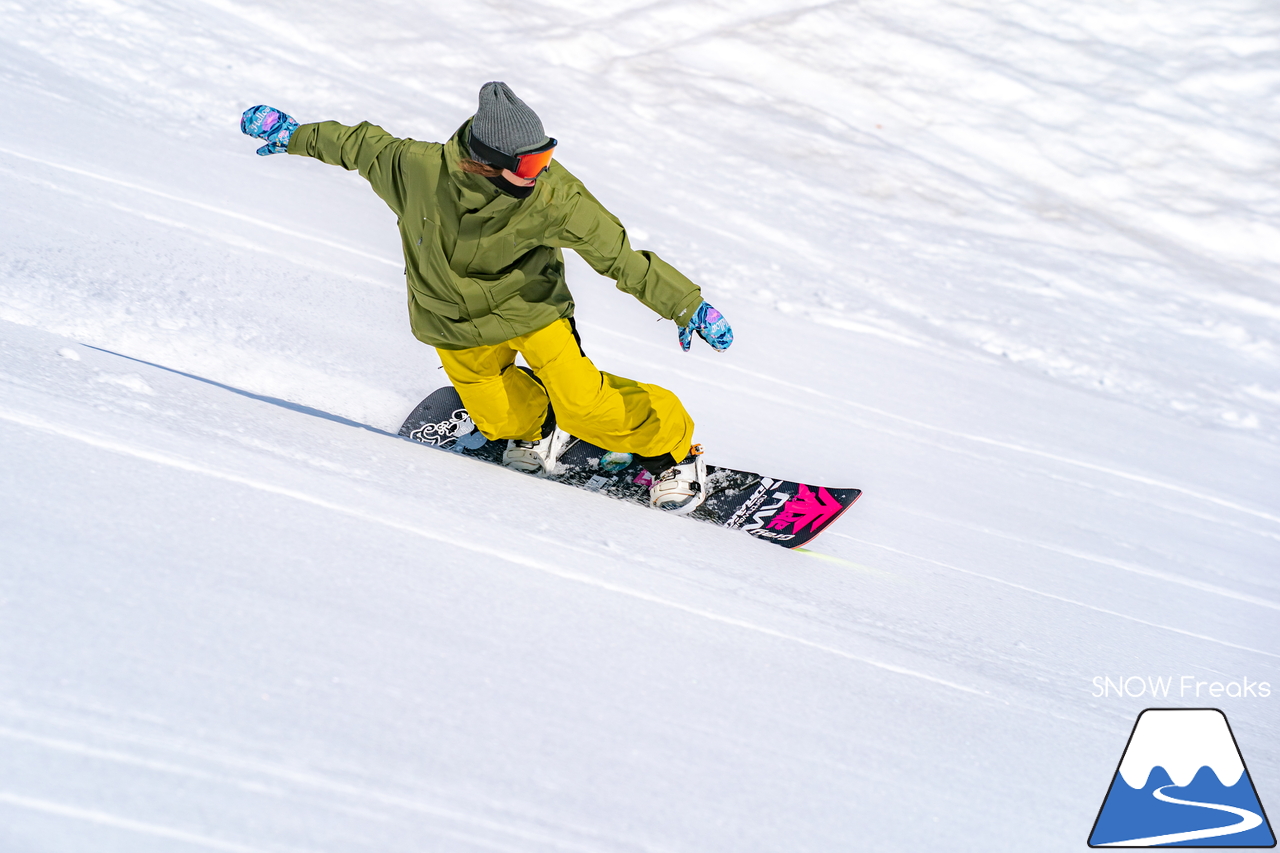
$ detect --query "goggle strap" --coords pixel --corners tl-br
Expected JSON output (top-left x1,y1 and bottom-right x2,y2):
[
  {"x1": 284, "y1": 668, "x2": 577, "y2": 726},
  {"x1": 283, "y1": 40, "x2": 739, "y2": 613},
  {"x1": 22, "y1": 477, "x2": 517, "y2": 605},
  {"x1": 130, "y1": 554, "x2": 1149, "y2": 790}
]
[{"x1": 467, "y1": 132, "x2": 519, "y2": 172}]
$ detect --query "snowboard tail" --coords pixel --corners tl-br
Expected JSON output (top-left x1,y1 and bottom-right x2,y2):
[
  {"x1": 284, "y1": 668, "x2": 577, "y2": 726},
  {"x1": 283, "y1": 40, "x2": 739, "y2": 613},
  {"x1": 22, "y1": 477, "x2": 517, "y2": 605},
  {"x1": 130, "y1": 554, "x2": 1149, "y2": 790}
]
[{"x1": 399, "y1": 386, "x2": 860, "y2": 549}]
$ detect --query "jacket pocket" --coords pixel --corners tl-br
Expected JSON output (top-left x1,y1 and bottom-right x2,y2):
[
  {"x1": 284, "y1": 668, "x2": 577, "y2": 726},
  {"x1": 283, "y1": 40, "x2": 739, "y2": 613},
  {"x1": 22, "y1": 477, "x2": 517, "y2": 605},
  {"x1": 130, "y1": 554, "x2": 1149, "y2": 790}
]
[
  {"x1": 416, "y1": 215, "x2": 437, "y2": 248},
  {"x1": 413, "y1": 290, "x2": 462, "y2": 319},
  {"x1": 563, "y1": 201, "x2": 597, "y2": 242}
]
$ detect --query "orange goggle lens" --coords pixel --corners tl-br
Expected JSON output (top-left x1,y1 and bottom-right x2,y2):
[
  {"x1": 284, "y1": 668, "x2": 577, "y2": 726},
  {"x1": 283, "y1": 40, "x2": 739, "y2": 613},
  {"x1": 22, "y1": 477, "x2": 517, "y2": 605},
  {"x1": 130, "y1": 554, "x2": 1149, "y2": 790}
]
[{"x1": 513, "y1": 142, "x2": 556, "y2": 179}]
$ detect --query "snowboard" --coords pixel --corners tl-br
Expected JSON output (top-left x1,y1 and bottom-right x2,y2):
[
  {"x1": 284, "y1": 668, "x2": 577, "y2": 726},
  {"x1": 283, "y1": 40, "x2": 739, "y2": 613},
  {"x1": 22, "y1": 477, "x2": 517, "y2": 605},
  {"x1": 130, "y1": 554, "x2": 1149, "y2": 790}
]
[{"x1": 399, "y1": 385, "x2": 861, "y2": 549}]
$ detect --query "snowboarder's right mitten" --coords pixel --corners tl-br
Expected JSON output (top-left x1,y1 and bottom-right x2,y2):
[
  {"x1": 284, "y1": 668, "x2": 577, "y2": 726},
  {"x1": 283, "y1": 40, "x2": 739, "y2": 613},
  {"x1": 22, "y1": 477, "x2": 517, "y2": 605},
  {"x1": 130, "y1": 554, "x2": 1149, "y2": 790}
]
[
  {"x1": 240, "y1": 105, "x2": 298, "y2": 156},
  {"x1": 678, "y1": 301, "x2": 734, "y2": 352}
]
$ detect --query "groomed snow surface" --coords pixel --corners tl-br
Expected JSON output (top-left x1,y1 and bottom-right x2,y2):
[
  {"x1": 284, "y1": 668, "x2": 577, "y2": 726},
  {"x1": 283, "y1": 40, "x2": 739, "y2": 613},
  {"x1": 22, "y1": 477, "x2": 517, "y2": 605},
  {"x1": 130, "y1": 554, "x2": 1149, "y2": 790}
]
[{"x1": 1, "y1": 1, "x2": 1277, "y2": 851}]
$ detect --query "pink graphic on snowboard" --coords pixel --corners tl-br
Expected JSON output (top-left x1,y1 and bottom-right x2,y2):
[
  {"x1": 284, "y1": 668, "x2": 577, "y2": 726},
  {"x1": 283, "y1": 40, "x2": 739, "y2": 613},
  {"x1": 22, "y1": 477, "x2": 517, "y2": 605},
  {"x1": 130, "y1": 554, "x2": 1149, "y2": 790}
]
[{"x1": 767, "y1": 484, "x2": 844, "y2": 534}]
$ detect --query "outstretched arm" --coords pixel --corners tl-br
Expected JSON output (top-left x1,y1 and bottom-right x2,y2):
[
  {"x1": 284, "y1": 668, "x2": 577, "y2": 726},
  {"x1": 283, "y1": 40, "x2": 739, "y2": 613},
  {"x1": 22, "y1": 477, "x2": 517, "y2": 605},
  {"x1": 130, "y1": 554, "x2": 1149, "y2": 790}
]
[
  {"x1": 288, "y1": 120, "x2": 405, "y2": 177},
  {"x1": 557, "y1": 189, "x2": 733, "y2": 352},
  {"x1": 240, "y1": 106, "x2": 420, "y2": 215}
]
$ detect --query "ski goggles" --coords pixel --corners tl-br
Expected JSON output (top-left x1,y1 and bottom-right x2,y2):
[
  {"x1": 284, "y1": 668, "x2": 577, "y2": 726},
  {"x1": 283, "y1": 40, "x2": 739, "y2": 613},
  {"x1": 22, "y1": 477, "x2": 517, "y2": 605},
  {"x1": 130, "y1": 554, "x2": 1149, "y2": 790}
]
[{"x1": 469, "y1": 133, "x2": 557, "y2": 179}]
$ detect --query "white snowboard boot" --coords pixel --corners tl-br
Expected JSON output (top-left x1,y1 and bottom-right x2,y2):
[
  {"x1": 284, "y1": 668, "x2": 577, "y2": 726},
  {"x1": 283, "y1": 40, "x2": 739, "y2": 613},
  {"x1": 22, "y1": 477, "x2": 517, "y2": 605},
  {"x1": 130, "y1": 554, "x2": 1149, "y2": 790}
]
[
  {"x1": 648, "y1": 445, "x2": 707, "y2": 514},
  {"x1": 503, "y1": 428, "x2": 570, "y2": 476}
]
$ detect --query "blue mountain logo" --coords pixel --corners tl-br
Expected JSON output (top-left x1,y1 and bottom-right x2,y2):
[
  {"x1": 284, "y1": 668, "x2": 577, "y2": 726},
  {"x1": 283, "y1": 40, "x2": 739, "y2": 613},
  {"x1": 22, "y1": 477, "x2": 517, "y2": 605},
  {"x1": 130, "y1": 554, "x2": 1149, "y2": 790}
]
[{"x1": 1089, "y1": 708, "x2": 1275, "y2": 847}]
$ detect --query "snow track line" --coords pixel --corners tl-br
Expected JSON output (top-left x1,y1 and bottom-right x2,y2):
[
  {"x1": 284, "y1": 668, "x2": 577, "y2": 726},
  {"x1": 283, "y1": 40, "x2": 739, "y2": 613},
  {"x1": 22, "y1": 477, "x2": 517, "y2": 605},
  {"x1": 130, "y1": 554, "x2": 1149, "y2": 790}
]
[
  {"x1": 0, "y1": 407, "x2": 995, "y2": 702},
  {"x1": 839, "y1": 534, "x2": 1280, "y2": 659},
  {"x1": 887, "y1": 503, "x2": 1280, "y2": 611},
  {"x1": 0, "y1": 146, "x2": 398, "y2": 268},
  {"x1": 0, "y1": 727, "x2": 601, "y2": 853},
  {"x1": 81, "y1": 344, "x2": 401, "y2": 437},
  {"x1": 596, "y1": 341, "x2": 1280, "y2": 542},
  {"x1": 587, "y1": 324, "x2": 1280, "y2": 527},
  {"x1": 0, "y1": 791, "x2": 275, "y2": 853},
  {"x1": 0, "y1": 162, "x2": 397, "y2": 289}
]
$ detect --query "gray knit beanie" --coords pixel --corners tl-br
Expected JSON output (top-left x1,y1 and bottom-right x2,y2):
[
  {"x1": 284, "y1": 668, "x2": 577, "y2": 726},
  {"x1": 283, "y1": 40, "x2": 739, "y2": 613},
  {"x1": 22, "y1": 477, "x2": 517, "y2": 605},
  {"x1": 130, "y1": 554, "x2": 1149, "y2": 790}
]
[{"x1": 469, "y1": 81, "x2": 548, "y2": 162}]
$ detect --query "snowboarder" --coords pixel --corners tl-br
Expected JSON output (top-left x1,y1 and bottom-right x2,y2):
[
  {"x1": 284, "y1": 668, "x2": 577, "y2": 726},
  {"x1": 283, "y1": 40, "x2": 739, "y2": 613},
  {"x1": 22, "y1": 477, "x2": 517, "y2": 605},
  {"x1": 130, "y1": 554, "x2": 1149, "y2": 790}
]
[{"x1": 240, "y1": 82, "x2": 732, "y2": 513}]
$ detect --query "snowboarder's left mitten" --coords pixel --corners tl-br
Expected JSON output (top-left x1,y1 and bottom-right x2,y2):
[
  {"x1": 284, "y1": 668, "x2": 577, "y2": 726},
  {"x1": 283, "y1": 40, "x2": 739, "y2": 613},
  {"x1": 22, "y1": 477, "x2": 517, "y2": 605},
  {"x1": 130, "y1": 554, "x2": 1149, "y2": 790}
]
[
  {"x1": 678, "y1": 301, "x2": 733, "y2": 352},
  {"x1": 240, "y1": 105, "x2": 298, "y2": 156}
]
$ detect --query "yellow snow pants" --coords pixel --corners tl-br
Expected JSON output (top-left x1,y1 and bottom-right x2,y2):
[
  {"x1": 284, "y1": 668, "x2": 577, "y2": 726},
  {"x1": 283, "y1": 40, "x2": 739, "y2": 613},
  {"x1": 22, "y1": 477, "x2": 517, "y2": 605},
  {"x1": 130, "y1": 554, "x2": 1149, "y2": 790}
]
[{"x1": 435, "y1": 318, "x2": 694, "y2": 463}]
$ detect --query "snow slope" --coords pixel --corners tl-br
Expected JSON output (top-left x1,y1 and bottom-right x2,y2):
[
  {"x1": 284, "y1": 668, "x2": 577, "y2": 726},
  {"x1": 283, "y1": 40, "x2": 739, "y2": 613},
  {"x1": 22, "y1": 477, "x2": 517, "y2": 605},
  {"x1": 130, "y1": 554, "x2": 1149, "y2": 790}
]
[{"x1": 1, "y1": 1, "x2": 1277, "y2": 851}]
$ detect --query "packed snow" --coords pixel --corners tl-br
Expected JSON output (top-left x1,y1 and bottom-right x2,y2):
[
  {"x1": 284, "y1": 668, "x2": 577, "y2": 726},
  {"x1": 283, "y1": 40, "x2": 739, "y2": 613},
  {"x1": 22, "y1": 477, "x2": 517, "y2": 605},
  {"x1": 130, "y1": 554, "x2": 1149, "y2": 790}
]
[{"x1": 1, "y1": 1, "x2": 1277, "y2": 851}]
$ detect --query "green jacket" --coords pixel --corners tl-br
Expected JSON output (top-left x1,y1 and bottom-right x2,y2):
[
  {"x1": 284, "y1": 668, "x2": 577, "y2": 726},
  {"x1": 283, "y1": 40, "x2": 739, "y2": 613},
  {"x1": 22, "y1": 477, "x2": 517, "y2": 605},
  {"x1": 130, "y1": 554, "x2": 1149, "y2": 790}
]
[{"x1": 288, "y1": 119, "x2": 704, "y2": 350}]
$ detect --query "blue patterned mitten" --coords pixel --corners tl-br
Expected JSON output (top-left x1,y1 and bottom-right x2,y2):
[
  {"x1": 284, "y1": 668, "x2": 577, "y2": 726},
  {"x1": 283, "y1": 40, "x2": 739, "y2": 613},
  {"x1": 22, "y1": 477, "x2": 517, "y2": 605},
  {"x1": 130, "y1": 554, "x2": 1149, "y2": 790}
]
[
  {"x1": 678, "y1": 301, "x2": 734, "y2": 352},
  {"x1": 240, "y1": 105, "x2": 298, "y2": 156}
]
